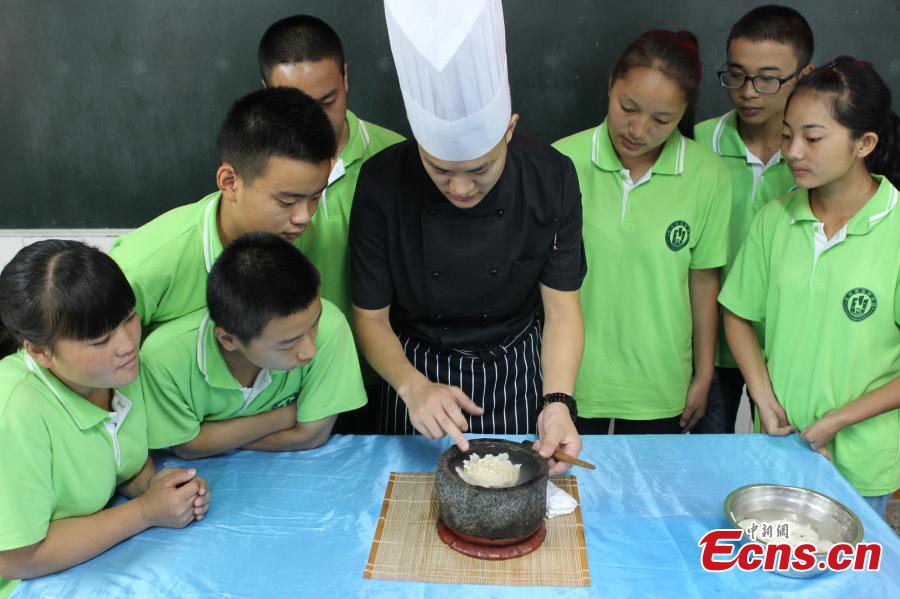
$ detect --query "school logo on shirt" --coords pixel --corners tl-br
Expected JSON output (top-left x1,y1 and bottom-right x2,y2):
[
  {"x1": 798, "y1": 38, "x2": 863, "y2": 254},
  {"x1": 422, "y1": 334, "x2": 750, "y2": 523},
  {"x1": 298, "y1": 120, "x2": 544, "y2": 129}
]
[
  {"x1": 665, "y1": 220, "x2": 691, "y2": 251},
  {"x1": 842, "y1": 288, "x2": 877, "y2": 322}
]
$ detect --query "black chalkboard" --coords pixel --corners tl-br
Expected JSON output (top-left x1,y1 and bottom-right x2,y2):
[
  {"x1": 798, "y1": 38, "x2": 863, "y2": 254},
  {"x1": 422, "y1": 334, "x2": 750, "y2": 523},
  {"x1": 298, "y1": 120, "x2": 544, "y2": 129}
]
[{"x1": 2, "y1": 0, "x2": 898, "y2": 227}]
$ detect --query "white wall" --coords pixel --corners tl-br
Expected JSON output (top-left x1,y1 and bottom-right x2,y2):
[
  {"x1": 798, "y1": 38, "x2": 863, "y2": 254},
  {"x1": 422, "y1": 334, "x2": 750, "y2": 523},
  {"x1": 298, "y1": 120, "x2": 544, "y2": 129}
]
[{"x1": 0, "y1": 229, "x2": 131, "y2": 270}]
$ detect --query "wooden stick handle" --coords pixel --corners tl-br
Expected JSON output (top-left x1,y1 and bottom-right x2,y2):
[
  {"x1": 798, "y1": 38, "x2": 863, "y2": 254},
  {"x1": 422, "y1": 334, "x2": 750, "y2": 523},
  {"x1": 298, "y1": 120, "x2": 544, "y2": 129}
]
[{"x1": 522, "y1": 441, "x2": 596, "y2": 470}]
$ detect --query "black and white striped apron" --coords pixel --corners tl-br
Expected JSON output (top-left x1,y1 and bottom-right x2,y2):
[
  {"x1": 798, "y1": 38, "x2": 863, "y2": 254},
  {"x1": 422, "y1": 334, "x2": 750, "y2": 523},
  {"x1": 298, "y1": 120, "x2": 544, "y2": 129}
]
[{"x1": 377, "y1": 317, "x2": 544, "y2": 435}]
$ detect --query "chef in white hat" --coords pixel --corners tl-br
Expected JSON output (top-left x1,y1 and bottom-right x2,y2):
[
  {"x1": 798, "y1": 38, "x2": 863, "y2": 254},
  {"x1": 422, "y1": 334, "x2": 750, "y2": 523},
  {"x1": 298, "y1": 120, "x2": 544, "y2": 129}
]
[{"x1": 349, "y1": 0, "x2": 585, "y2": 472}]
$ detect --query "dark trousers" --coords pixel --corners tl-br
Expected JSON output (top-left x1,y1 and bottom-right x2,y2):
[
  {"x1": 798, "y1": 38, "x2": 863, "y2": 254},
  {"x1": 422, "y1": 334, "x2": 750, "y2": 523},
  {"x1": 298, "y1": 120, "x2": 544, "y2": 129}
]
[
  {"x1": 575, "y1": 415, "x2": 683, "y2": 435},
  {"x1": 693, "y1": 367, "x2": 746, "y2": 434}
]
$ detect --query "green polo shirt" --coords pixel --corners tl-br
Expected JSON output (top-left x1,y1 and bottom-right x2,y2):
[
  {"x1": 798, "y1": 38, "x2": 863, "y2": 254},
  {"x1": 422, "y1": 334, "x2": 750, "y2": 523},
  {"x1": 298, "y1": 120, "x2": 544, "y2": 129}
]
[
  {"x1": 553, "y1": 121, "x2": 731, "y2": 419},
  {"x1": 719, "y1": 177, "x2": 899, "y2": 496},
  {"x1": 696, "y1": 111, "x2": 797, "y2": 367},
  {"x1": 140, "y1": 299, "x2": 366, "y2": 449},
  {"x1": 297, "y1": 112, "x2": 402, "y2": 386},
  {"x1": 109, "y1": 191, "x2": 226, "y2": 329},
  {"x1": 295, "y1": 110, "x2": 403, "y2": 322},
  {"x1": 0, "y1": 352, "x2": 148, "y2": 597}
]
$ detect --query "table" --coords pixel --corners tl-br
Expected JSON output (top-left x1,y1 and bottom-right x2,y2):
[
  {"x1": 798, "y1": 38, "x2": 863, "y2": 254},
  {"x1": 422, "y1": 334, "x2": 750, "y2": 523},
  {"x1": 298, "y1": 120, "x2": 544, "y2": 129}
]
[{"x1": 12, "y1": 434, "x2": 900, "y2": 597}]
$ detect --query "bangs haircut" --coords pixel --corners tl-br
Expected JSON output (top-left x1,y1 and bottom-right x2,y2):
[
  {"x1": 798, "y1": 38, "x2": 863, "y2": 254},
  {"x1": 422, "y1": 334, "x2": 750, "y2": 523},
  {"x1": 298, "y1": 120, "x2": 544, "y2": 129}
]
[
  {"x1": 206, "y1": 232, "x2": 321, "y2": 344},
  {"x1": 216, "y1": 87, "x2": 336, "y2": 184},
  {"x1": 728, "y1": 5, "x2": 814, "y2": 68},
  {"x1": 258, "y1": 15, "x2": 345, "y2": 85},
  {"x1": 0, "y1": 240, "x2": 135, "y2": 349}
]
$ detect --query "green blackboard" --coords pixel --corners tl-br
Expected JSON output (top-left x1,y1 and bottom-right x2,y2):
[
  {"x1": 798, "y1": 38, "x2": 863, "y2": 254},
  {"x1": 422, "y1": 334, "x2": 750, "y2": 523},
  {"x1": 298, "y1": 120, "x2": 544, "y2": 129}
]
[{"x1": 2, "y1": 0, "x2": 898, "y2": 227}]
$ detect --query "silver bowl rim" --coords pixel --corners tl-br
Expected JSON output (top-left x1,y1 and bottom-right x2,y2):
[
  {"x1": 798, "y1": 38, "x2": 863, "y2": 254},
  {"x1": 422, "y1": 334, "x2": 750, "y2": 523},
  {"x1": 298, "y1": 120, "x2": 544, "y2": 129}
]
[{"x1": 723, "y1": 483, "x2": 865, "y2": 552}]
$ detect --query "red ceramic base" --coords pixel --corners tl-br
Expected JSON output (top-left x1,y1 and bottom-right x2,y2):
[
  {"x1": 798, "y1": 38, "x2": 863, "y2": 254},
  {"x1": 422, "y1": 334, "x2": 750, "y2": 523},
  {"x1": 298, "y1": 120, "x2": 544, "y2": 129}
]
[{"x1": 436, "y1": 520, "x2": 547, "y2": 560}]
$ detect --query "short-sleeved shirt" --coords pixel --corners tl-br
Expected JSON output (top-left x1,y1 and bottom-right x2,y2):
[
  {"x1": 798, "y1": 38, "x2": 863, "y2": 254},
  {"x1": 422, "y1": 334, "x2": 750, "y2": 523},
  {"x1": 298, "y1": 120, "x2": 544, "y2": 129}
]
[
  {"x1": 349, "y1": 135, "x2": 587, "y2": 351},
  {"x1": 696, "y1": 111, "x2": 797, "y2": 367},
  {"x1": 0, "y1": 352, "x2": 148, "y2": 596},
  {"x1": 109, "y1": 191, "x2": 230, "y2": 329},
  {"x1": 140, "y1": 300, "x2": 367, "y2": 449},
  {"x1": 719, "y1": 177, "x2": 899, "y2": 496},
  {"x1": 553, "y1": 121, "x2": 731, "y2": 419},
  {"x1": 295, "y1": 110, "x2": 403, "y2": 323}
]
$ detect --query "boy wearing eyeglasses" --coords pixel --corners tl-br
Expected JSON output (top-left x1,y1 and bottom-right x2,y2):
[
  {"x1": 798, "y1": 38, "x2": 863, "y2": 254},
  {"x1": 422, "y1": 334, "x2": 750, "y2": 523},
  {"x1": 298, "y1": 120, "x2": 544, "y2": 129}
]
[{"x1": 694, "y1": 5, "x2": 814, "y2": 434}]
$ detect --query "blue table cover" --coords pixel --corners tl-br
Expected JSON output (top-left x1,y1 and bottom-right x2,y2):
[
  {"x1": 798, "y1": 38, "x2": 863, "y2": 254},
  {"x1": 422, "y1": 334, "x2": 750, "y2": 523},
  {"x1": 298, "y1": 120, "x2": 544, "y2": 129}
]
[{"x1": 12, "y1": 434, "x2": 900, "y2": 597}]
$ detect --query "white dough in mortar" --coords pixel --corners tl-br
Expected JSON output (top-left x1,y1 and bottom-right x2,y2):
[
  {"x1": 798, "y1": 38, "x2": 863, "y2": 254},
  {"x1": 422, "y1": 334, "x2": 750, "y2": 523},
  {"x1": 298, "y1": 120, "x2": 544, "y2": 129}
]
[{"x1": 455, "y1": 452, "x2": 522, "y2": 488}]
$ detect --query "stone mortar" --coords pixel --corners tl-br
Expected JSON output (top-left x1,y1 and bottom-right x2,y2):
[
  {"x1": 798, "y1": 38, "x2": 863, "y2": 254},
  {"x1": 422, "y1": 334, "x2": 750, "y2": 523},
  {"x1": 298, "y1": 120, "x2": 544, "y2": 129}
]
[{"x1": 435, "y1": 438, "x2": 549, "y2": 540}]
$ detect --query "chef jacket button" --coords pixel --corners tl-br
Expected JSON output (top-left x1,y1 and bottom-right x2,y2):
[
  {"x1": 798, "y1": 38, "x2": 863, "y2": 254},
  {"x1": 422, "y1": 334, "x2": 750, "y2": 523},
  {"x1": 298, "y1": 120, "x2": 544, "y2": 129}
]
[
  {"x1": 480, "y1": 321, "x2": 487, "y2": 327},
  {"x1": 428, "y1": 208, "x2": 437, "y2": 215},
  {"x1": 432, "y1": 271, "x2": 440, "y2": 278},
  {"x1": 481, "y1": 313, "x2": 488, "y2": 319},
  {"x1": 497, "y1": 209, "x2": 504, "y2": 217},
  {"x1": 436, "y1": 314, "x2": 444, "y2": 320},
  {"x1": 442, "y1": 326, "x2": 449, "y2": 332},
  {"x1": 490, "y1": 267, "x2": 498, "y2": 275}
]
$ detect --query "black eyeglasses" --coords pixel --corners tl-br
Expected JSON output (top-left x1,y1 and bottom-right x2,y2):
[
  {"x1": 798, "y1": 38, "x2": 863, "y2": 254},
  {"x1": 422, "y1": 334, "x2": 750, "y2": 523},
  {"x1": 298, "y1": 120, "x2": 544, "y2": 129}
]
[{"x1": 717, "y1": 66, "x2": 803, "y2": 94}]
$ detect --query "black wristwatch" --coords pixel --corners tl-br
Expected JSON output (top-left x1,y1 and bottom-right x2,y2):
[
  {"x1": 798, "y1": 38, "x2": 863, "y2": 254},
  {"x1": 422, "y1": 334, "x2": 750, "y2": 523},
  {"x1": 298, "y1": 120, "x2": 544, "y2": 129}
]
[{"x1": 542, "y1": 392, "x2": 577, "y2": 420}]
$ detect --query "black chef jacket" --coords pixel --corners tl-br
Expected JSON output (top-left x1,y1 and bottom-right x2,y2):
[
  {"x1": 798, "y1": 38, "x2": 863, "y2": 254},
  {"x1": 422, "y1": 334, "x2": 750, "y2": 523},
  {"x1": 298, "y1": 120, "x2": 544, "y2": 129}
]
[{"x1": 349, "y1": 134, "x2": 586, "y2": 351}]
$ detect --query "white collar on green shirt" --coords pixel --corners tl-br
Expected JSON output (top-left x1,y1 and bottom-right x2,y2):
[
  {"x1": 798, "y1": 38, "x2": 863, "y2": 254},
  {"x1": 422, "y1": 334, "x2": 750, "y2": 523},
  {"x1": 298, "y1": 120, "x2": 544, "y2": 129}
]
[
  {"x1": 591, "y1": 119, "x2": 686, "y2": 176},
  {"x1": 340, "y1": 110, "x2": 371, "y2": 169},
  {"x1": 201, "y1": 192, "x2": 225, "y2": 274},
  {"x1": 789, "y1": 175, "x2": 899, "y2": 236},
  {"x1": 328, "y1": 110, "x2": 371, "y2": 186},
  {"x1": 195, "y1": 312, "x2": 273, "y2": 398},
  {"x1": 22, "y1": 351, "x2": 133, "y2": 432},
  {"x1": 711, "y1": 110, "x2": 785, "y2": 167},
  {"x1": 321, "y1": 111, "x2": 371, "y2": 219}
]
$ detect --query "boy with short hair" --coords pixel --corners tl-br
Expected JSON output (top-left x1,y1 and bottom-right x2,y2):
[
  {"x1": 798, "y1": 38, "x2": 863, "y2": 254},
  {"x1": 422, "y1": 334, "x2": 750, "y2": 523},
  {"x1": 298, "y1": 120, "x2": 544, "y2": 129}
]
[
  {"x1": 140, "y1": 232, "x2": 366, "y2": 457},
  {"x1": 258, "y1": 15, "x2": 404, "y2": 324},
  {"x1": 694, "y1": 5, "x2": 814, "y2": 433},
  {"x1": 258, "y1": 16, "x2": 404, "y2": 433},
  {"x1": 110, "y1": 86, "x2": 336, "y2": 330}
]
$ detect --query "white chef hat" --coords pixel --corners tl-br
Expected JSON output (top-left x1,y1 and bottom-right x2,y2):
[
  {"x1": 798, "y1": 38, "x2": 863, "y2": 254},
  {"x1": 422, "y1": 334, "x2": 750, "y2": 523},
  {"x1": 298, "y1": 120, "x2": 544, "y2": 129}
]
[{"x1": 385, "y1": 0, "x2": 511, "y2": 161}]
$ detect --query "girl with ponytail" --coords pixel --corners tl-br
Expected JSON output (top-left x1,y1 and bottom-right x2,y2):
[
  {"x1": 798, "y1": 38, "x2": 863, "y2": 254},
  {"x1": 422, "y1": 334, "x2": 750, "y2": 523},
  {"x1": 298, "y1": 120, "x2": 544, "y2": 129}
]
[
  {"x1": 0, "y1": 241, "x2": 211, "y2": 593},
  {"x1": 554, "y1": 30, "x2": 732, "y2": 434},
  {"x1": 720, "y1": 57, "x2": 900, "y2": 517}
]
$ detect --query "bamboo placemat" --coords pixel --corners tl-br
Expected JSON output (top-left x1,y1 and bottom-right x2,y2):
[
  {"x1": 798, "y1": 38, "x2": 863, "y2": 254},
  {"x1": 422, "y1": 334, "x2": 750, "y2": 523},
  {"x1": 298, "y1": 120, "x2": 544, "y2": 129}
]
[{"x1": 363, "y1": 472, "x2": 590, "y2": 587}]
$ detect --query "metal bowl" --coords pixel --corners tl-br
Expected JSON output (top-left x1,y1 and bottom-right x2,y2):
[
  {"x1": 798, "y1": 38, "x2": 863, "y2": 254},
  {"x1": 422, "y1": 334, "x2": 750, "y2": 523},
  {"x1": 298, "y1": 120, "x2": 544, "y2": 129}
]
[
  {"x1": 434, "y1": 439, "x2": 548, "y2": 540},
  {"x1": 724, "y1": 484, "x2": 864, "y2": 578}
]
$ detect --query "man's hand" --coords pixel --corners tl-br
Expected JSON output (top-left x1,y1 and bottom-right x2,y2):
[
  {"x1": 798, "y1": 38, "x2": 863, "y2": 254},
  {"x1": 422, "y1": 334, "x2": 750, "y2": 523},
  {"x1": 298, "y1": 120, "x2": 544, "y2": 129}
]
[
  {"x1": 404, "y1": 381, "x2": 484, "y2": 451},
  {"x1": 533, "y1": 402, "x2": 582, "y2": 475}
]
